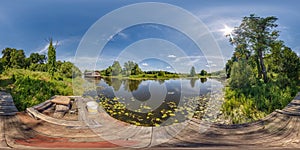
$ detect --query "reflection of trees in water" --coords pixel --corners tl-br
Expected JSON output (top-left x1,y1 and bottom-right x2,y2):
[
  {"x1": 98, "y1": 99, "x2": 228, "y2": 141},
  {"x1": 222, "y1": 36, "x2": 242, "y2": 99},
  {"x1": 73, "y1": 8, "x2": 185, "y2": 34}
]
[
  {"x1": 103, "y1": 77, "x2": 112, "y2": 86},
  {"x1": 200, "y1": 78, "x2": 207, "y2": 83},
  {"x1": 85, "y1": 78, "x2": 101, "y2": 85},
  {"x1": 124, "y1": 80, "x2": 142, "y2": 92},
  {"x1": 190, "y1": 78, "x2": 197, "y2": 88},
  {"x1": 111, "y1": 78, "x2": 122, "y2": 91},
  {"x1": 158, "y1": 79, "x2": 165, "y2": 85},
  {"x1": 103, "y1": 78, "x2": 123, "y2": 91}
]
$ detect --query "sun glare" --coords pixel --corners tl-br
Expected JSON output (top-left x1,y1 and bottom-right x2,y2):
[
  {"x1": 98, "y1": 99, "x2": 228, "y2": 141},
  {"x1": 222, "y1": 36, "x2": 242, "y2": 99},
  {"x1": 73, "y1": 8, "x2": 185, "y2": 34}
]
[{"x1": 221, "y1": 25, "x2": 233, "y2": 36}]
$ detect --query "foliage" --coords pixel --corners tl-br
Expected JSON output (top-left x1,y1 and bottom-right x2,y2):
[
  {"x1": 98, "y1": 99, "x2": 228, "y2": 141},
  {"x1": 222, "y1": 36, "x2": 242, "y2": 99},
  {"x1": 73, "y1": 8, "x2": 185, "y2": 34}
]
[
  {"x1": 189, "y1": 66, "x2": 196, "y2": 77},
  {"x1": 0, "y1": 60, "x2": 3, "y2": 74},
  {"x1": 123, "y1": 61, "x2": 136, "y2": 76},
  {"x1": 105, "y1": 66, "x2": 112, "y2": 76},
  {"x1": 57, "y1": 61, "x2": 82, "y2": 78},
  {"x1": 131, "y1": 64, "x2": 142, "y2": 75},
  {"x1": 0, "y1": 69, "x2": 74, "y2": 111},
  {"x1": 223, "y1": 14, "x2": 300, "y2": 124},
  {"x1": 111, "y1": 61, "x2": 122, "y2": 76},
  {"x1": 228, "y1": 60, "x2": 255, "y2": 89},
  {"x1": 47, "y1": 39, "x2": 56, "y2": 77},
  {"x1": 158, "y1": 70, "x2": 165, "y2": 77},
  {"x1": 199, "y1": 69, "x2": 208, "y2": 76},
  {"x1": 1, "y1": 48, "x2": 26, "y2": 69},
  {"x1": 228, "y1": 14, "x2": 279, "y2": 83},
  {"x1": 26, "y1": 53, "x2": 46, "y2": 68}
]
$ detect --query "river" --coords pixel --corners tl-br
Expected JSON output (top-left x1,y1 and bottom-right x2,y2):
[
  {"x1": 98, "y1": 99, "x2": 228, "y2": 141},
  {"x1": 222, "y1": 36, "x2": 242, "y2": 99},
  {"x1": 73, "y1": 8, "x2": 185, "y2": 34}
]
[{"x1": 84, "y1": 78, "x2": 224, "y2": 126}]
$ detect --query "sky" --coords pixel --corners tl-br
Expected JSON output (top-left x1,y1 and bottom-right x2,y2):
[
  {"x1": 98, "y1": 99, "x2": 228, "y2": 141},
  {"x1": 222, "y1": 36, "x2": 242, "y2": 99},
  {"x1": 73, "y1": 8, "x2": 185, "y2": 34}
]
[{"x1": 0, "y1": 0, "x2": 299, "y2": 73}]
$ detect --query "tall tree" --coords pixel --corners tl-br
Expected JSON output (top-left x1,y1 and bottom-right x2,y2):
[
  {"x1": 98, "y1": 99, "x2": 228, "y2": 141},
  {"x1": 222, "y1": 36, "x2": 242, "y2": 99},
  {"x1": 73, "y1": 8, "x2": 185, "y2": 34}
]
[
  {"x1": 190, "y1": 66, "x2": 196, "y2": 77},
  {"x1": 123, "y1": 61, "x2": 136, "y2": 76},
  {"x1": 1, "y1": 48, "x2": 26, "y2": 69},
  {"x1": 200, "y1": 69, "x2": 207, "y2": 76},
  {"x1": 27, "y1": 53, "x2": 46, "y2": 64},
  {"x1": 131, "y1": 64, "x2": 142, "y2": 75},
  {"x1": 111, "y1": 61, "x2": 122, "y2": 76},
  {"x1": 47, "y1": 39, "x2": 56, "y2": 77},
  {"x1": 229, "y1": 14, "x2": 279, "y2": 83}
]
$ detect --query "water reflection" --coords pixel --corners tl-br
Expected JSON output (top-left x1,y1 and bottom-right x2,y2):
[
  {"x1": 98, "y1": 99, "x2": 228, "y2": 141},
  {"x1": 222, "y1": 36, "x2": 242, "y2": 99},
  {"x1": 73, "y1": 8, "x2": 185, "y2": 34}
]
[
  {"x1": 123, "y1": 79, "x2": 142, "y2": 92},
  {"x1": 86, "y1": 77, "x2": 223, "y2": 126},
  {"x1": 190, "y1": 78, "x2": 197, "y2": 88},
  {"x1": 99, "y1": 78, "x2": 208, "y2": 93},
  {"x1": 200, "y1": 77, "x2": 207, "y2": 83}
]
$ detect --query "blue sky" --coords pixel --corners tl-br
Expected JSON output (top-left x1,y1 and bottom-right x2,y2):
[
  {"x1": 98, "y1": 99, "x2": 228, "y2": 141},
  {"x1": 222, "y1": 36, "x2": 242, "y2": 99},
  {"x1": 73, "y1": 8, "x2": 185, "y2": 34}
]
[{"x1": 0, "y1": 0, "x2": 299, "y2": 72}]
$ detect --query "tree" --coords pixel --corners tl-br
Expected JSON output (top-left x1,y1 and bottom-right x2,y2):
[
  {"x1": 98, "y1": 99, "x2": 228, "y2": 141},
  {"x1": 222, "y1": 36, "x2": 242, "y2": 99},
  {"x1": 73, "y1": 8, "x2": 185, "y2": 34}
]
[
  {"x1": 1, "y1": 48, "x2": 26, "y2": 69},
  {"x1": 1, "y1": 48, "x2": 13, "y2": 68},
  {"x1": 190, "y1": 66, "x2": 196, "y2": 77},
  {"x1": 27, "y1": 53, "x2": 46, "y2": 64},
  {"x1": 123, "y1": 61, "x2": 136, "y2": 76},
  {"x1": 105, "y1": 66, "x2": 112, "y2": 76},
  {"x1": 280, "y1": 46, "x2": 300, "y2": 83},
  {"x1": 200, "y1": 69, "x2": 207, "y2": 76},
  {"x1": 0, "y1": 59, "x2": 3, "y2": 73},
  {"x1": 158, "y1": 70, "x2": 165, "y2": 77},
  {"x1": 131, "y1": 64, "x2": 142, "y2": 75},
  {"x1": 229, "y1": 14, "x2": 279, "y2": 83},
  {"x1": 47, "y1": 39, "x2": 56, "y2": 77},
  {"x1": 111, "y1": 61, "x2": 122, "y2": 76},
  {"x1": 10, "y1": 49, "x2": 26, "y2": 69},
  {"x1": 58, "y1": 61, "x2": 82, "y2": 78},
  {"x1": 229, "y1": 60, "x2": 255, "y2": 89},
  {"x1": 26, "y1": 53, "x2": 46, "y2": 69}
]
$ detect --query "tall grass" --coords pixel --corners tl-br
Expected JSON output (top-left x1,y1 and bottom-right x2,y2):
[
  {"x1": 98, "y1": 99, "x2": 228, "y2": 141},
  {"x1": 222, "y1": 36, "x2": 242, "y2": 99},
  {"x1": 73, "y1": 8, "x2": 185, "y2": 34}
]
[{"x1": 0, "y1": 69, "x2": 83, "y2": 111}]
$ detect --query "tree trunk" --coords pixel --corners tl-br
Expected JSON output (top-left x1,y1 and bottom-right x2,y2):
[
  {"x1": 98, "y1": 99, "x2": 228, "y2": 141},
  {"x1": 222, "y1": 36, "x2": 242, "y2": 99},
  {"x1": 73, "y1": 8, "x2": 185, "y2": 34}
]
[
  {"x1": 256, "y1": 54, "x2": 262, "y2": 79},
  {"x1": 258, "y1": 50, "x2": 268, "y2": 83}
]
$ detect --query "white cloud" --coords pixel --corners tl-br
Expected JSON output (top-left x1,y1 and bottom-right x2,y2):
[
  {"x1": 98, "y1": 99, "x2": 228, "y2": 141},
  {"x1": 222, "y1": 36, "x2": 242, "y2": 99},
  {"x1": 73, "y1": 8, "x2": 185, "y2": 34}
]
[
  {"x1": 118, "y1": 32, "x2": 128, "y2": 39},
  {"x1": 107, "y1": 30, "x2": 129, "y2": 41},
  {"x1": 37, "y1": 41, "x2": 60, "y2": 54},
  {"x1": 142, "y1": 63, "x2": 149, "y2": 66},
  {"x1": 166, "y1": 66, "x2": 171, "y2": 69},
  {"x1": 167, "y1": 54, "x2": 176, "y2": 58}
]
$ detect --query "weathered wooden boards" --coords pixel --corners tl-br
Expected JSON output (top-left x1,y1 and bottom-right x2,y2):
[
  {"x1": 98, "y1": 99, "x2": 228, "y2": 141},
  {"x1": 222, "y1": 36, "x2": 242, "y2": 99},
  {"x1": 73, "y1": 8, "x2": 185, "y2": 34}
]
[{"x1": 0, "y1": 92, "x2": 18, "y2": 116}]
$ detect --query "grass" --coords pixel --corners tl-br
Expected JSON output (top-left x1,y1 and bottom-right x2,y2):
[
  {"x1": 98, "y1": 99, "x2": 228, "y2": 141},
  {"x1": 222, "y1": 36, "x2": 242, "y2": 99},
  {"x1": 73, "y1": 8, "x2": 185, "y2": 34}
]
[
  {"x1": 0, "y1": 69, "x2": 84, "y2": 111},
  {"x1": 221, "y1": 79, "x2": 299, "y2": 124}
]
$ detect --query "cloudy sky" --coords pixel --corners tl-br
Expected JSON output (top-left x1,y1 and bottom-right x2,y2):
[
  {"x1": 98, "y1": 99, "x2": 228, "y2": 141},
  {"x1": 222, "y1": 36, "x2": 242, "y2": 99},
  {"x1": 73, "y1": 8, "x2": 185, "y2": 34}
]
[{"x1": 0, "y1": 0, "x2": 299, "y2": 73}]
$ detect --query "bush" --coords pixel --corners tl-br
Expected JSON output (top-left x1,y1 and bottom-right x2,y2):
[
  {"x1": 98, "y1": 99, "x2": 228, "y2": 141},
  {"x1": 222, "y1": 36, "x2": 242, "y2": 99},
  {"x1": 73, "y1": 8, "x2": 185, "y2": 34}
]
[
  {"x1": 229, "y1": 60, "x2": 255, "y2": 89},
  {"x1": 2, "y1": 69, "x2": 74, "y2": 111}
]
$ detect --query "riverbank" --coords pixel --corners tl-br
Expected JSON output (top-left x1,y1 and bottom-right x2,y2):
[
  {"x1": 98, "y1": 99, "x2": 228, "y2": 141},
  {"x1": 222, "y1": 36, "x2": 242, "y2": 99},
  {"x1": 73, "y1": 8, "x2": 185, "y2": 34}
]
[{"x1": 0, "y1": 69, "x2": 85, "y2": 111}]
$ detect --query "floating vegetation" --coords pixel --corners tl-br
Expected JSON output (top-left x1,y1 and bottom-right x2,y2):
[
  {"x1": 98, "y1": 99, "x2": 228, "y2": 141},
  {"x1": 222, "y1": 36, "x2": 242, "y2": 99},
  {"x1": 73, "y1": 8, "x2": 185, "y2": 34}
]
[{"x1": 98, "y1": 91, "x2": 224, "y2": 126}]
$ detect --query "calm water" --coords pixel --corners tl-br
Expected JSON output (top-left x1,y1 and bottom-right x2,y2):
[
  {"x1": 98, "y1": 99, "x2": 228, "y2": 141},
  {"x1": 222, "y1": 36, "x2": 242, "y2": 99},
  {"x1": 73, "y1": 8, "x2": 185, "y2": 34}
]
[{"x1": 85, "y1": 78, "x2": 224, "y2": 126}]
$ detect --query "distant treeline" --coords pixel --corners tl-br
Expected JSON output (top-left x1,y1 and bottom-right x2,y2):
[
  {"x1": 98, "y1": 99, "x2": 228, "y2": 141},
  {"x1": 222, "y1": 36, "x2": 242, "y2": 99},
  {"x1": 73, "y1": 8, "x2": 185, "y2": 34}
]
[
  {"x1": 87, "y1": 60, "x2": 213, "y2": 78},
  {"x1": 0, "y1": 39, "x2": 81, "y2": 79}
]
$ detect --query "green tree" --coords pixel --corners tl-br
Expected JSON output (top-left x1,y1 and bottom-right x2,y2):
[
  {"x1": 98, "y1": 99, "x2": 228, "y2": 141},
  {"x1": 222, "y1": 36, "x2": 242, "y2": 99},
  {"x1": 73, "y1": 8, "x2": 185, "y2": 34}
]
[
  {"x1": 111, "y1": 61, "x2": 122, "y2": 76},
  {"x1": 131, "y1": 64, "x2": 142, "y2": 75},
  {"x1": 1, "y1": 48, "x2": 13, "y2": 68},
  {"x1": 105, "y1": 66, "x2": 112, "y2": 76},
  {"x1": 58, "y1": 61, "x2": 82, "y2": 78},
  {"x1": 0, "y1": 59, "x2": 3, "y2": 73},
  {"x1": 158, "y1": 70, "x2": 165, "y2": 77},
  {"x1": 47, "y1": 39, "x2": 56, "y2": 77},
  {"x1": 27, "y1": 53, "x2": 46, "y2": 64},
  {"x1": 229, "y1": 14, "x2": 279, "y2": 83},
  {"x1": 1, "y1": 48, "x2": 26, "y2": 69},
  {"x1": 10, "y1": 49, "x2": 26, "y2": 69},
  {"x1": 229, "y1": 60, "x2": 255, "y2": 89},
  {"x1": 26, "y1": 53, "x2": 46, "y2": 69},
  {"x1": 123, "y1": 61, "x2": 136, "y2": 76},
  {"x1": 190, "y1": 66, "x2": 196, "y2": 77},
  {"x1": 200, "y1": 69, "x2": 207, "y2": 76}
]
